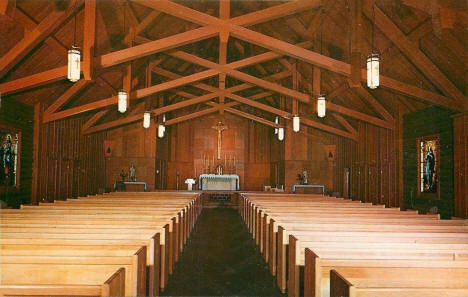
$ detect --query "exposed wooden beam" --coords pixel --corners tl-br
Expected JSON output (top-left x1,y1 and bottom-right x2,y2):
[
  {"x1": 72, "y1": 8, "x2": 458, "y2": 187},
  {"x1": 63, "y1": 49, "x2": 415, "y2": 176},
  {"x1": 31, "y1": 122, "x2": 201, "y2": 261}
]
[
  {"x1": 328, "y1": 83, "x2": 349, "y2": 99},
  {"x1": 0, "y1": 0, "x2": 78, "y2": 78},
  {"x1": 81, "y1": 109, "x2": 108, "y2": 132},
  {"x1": 301, "y1": 117, "x2": 359, "y2": 141},
  {"x1": 170, "y1": 51, "x2": 311, "y2": 103},
  {"x1": 137, "y1": 0, "x2": 350, "y2": 75},
  {"x1": 83, "y1": 102, "x2": 145, "y2": 134},
  {"x1": 226, "y1": 93, "x2": 291, "y2": 118},
  {"x1": 83, "y1": 0, "x2": 96, "y2": 80},
  {"x1": 83, "y1": 92, "x2": 222, "y2": 133},
  {"x1": 225, "y1": 107, "x2": 280, "y2": 128},
  {"x1": 152, "y1": 65, "x2": 291, "y2": 111},
  {"x1": 332, "y1": 114, "x2": 358, "y2": 135},
  {"x1": 128, "y1": 10, "x2": 160, "y2": 43},
  {"x1": 372, "y1": 70, "x2": 461, "y2": 111},
  {"x1": 350, "y1": 0, "x2": 363, "y2": 87},
  {"x1": 105, "y1": 0, "x2": 318, "y2": 68},
  {"x1": 0, "y1": 66, "x2": 68, "y2": 95},
  {"x1": 352, "y1": 83, "x2": 395, "y2": 123},
  {"x1": 99, "y1": 26, "x2": 219, "y2": 68},
  {"x1": 218, "y1": 0, "x2": 230, "y2": 111},
  {"x1": 44, "y1": 96, "x2": 117, "y2": 123},
  {"x1": 143, "y1": 0, "x2": 461, "y2": 111},
  {"x1": 0, "y1": 0, "x2": 9, "y2": 15},
  {"x1": 43, "y1": 79, "x2": 90, "y2": 117},
  {"x1": 401, "y1": 0, "x2": 431, "y2": 14},
  {"x1": 165, "y1": 107, "x2": 219, "y2": 126},
  {"x1": 327, "y1": 101, "x2": 393, "y2": 129},
  {"x1": 364, "y1": 2, "x2": 466, "y2": 107}
]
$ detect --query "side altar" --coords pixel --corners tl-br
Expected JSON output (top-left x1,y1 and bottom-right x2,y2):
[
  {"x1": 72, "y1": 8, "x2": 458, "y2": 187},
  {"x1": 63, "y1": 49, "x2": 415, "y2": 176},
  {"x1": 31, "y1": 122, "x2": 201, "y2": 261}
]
[{"x1": 199, "y1": 174, "x2": 239, "y2": 191}]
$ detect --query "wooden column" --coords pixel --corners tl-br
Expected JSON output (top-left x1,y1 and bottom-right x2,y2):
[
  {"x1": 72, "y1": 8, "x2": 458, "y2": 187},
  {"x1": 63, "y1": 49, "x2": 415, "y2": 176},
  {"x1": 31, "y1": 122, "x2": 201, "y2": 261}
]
[
  {"x1": 453, "y1": 112, "x2": 468, "y2": 218},
  {"x1": 31, "y1": 102, "x2": 42, "y2": 204}
]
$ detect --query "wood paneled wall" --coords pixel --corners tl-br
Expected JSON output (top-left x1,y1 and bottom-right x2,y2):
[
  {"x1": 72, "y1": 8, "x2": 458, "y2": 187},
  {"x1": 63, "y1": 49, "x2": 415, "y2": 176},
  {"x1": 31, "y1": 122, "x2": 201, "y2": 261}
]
[
  {"x1": 158, "y1": 114, "x2": 273, "y2": 191},
  {"x1": 403, "y1": 106, "x2": 455, "y2": 218},
  {"x1": 34, "y1": 111, "x2": 107, "y2": 203},
  {"x1": 350, "y1": 122, "x2": 400, "y2": 207},
  {"x1": 0, "y1": 100, "x2": 33, "y2": 208},
  {"x1": 105, "y1": 123, "x2": 157, "y2": 191},
  {"x1": 453, "y1": 113, "x2": 468, "y2": 218}
]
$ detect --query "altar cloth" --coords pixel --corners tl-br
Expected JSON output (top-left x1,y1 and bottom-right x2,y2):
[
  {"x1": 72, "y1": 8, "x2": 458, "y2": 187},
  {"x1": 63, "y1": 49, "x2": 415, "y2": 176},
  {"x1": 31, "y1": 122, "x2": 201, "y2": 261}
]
[{"x1": 199, "y1": 174, "x2": 239, "y2": 191}]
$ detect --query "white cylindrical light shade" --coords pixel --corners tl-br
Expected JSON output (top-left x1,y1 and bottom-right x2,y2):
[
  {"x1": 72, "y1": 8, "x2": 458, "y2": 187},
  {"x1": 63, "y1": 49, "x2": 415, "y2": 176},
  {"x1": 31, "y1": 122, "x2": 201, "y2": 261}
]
[
  {"x1": 274, "y1": 116, "x2": 279, "y2": 134},
  {"x1": 317, "y1": 95, "x2": 326, "y2": 118},
  {"x1": 143, "y1": 112, "x2": 151, "y2": 128},
  {"x1": 67, "y1": 47, "x2": 81, "y2": 82},
  {"x1": 162, "y1": 114, "x2": 166, "y2": 123},
  {"x1": 367, "y1": 53, "x2": 379, "y2": 89},
  {"x1": 293, "y1": 115, "x2": 300, "y2": 132},
  {"x1": 118, "y1": 90, "x2": 128, "y2": 113},
  {"x1": 158, "y1": 124, "x2": 165, "y2": 138},
  {"x1": 278, "y1": 127, "x2": 284, "y2": 141}
]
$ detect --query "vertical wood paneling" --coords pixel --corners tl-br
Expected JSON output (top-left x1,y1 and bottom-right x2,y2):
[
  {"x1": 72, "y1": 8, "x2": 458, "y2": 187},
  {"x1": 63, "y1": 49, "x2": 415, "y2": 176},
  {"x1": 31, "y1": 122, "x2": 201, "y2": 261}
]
[
  {"x1": 37, "y1": 117, "x2": 106, "y2": 201},
  {"x1": 403, "y1": 106, "x2": 455, "y2": 218},
  {"x1": 453, "y1": 113, "x2": 468, "y2": 218}
]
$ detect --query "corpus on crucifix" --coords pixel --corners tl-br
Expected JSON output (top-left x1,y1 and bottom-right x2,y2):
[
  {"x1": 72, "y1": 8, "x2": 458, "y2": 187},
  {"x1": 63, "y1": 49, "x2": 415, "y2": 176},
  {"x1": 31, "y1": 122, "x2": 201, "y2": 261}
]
[{"x1": 212, "y1": 121, "x2": 228, "y2": 160}]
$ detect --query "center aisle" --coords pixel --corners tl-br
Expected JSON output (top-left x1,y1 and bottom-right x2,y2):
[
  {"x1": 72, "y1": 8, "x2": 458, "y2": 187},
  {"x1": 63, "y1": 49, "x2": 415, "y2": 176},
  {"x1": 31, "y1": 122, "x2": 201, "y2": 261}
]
[{"x1": 162, "y1": 207, "x2": 285, "y2": 296}]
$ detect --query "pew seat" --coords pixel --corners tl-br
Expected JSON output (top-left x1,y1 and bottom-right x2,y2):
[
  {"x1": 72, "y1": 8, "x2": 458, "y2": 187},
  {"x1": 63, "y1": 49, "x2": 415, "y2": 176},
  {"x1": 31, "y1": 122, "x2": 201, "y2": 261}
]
[{"x1": 330, "y1": 267, "x2": 468, "y2": 297}]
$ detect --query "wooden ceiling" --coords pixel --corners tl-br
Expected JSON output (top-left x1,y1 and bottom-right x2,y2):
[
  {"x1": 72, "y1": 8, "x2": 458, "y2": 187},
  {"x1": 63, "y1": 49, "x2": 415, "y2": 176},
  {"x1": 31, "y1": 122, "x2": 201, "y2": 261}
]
[{"x1": 0, "y1": 0, "x2": 466, "y2": 140}]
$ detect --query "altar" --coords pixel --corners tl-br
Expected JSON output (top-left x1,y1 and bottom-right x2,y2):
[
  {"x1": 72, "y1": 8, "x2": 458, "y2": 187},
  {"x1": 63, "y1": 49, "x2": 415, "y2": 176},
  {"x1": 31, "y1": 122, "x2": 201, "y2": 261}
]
[{"x1": 199, "y1": 174, "x2": 239, "y2": 191}]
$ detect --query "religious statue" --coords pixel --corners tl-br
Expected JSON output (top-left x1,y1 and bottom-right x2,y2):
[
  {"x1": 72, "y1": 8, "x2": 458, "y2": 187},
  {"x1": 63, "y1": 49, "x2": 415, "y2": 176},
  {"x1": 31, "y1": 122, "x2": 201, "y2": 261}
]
[
  {"x1": 129, "y1": 164, "x2": 136, "y2": 182},
  {"x1": 212, "y1": 121, "x2": 228, "y2": 160},
  {"x1": 302, "y1": 170, "x2": 309, "y2": 185},
  {"x1": 119, "y1": 170, "x2": 127, "y2": 182}
]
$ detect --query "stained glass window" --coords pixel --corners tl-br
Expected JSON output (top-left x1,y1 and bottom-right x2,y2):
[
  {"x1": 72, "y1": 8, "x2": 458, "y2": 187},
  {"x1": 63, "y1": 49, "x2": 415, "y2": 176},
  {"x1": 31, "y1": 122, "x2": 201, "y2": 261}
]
[
  {"x1": 0, "y1": 130, "x2": 20, "y2": 187},
  {"x1": 418, "y1": 136, "x2": 439, "y2": 199}
]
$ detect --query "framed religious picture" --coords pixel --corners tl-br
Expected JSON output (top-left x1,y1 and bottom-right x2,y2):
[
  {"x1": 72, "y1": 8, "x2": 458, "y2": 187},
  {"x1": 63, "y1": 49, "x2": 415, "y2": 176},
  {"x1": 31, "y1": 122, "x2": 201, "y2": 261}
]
[
  {"x1": 0, "y1": 125, "x2": 21, "y2": 189},
  {"x1": 417, "y1": 135, "x2": 440, "y2": 200}
]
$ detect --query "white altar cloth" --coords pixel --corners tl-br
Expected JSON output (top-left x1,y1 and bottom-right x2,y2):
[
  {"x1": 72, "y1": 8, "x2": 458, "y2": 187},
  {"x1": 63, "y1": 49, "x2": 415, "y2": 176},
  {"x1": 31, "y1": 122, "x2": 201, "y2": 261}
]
[{"x1": 199, "y1": 174, "x2": 239, "y2": 191}]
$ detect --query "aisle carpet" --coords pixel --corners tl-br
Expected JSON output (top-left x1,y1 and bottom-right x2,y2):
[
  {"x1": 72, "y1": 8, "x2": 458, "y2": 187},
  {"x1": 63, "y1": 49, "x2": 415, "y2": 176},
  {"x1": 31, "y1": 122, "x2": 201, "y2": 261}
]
[{"x1": 162, "y1": 207, "x2": 285, "y2": 296}]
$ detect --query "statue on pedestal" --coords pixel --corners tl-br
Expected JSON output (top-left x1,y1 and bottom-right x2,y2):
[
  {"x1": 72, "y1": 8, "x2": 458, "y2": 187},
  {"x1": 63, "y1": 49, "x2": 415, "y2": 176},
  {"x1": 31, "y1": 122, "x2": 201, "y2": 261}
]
[
  {"x1": 129, "y1": 164, "x2": 136, "y2": 182},
  {"x1": 303, "y1": 170, "x2": 308, "y2": 185}
]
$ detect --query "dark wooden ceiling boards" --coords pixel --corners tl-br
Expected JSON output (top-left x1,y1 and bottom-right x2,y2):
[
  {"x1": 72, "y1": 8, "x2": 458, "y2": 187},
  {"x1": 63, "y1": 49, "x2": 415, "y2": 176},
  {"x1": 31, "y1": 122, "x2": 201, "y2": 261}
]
[{"x1": 0, "y1": 0, "x2": 466, "y2": 139}]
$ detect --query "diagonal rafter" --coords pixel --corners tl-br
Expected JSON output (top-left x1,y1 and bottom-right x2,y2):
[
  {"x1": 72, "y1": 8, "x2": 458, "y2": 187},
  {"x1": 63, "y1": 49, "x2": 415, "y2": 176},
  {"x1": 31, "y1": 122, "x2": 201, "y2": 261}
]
[
  {"x1": 135, "y1": 0, "x2": 462, "y2": 111},
  {"x1": 0, "y1": 0, "x2": 79, "y2": 78},
  {"x1": 44, "y1": 46, "x2": 296, "y2": 122},
  {"x1": 351, "y1": 82, "x2": 394, "y2": 123},
  {"x1": 363, "y1": 1, "x2": 466, "y2": 107},
  {"x1": 169, "y1": 51, "x2": 394, "y2": 129},
  {"x1": 2, "y1": 0, "x2": 459, "y2": 116},
  {"x1": 43, "y1": 80, "x2": 90, "y2": 116}
]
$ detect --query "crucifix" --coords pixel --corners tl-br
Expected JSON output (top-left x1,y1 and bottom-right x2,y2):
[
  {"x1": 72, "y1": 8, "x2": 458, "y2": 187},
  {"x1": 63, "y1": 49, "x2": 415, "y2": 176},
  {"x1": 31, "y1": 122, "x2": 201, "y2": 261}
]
[{"x1": 212, "y1": 121, "x2": 228, "y2": 160}]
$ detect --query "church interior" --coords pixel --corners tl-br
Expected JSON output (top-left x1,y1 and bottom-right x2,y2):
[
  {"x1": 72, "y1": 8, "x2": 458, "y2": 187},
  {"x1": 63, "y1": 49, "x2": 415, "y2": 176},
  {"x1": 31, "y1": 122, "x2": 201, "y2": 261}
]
[{"x1": 0, "y1": 0, "x2": 467, "y2": 296}]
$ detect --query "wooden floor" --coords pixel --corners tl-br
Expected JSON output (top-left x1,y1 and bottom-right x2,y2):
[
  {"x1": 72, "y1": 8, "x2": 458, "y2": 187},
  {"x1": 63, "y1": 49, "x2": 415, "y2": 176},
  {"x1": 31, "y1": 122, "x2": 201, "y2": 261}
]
[{"x1": 162, "y1": 207, "x2": 284, "y2": 296}]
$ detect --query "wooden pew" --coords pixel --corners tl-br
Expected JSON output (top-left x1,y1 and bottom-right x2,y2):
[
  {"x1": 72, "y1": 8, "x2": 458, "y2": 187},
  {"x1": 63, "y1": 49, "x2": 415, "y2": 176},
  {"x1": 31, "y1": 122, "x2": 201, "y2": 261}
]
[
  {"x1": 0, "y1": 217, "x2": 169, "y2": 292},
  {"x1": 284, "y1": 231, "x2": 468, "y2": 296},
  {"x1": 1, "y1": 192, "x2": 201, "y2": 297},
  {"x1": 304, "y1": 248, "x2": 468, "y2": 297},
  {"x1": 0, "y1": 266, "x2": 126, "y2": 297},
  {"x1": 1, "y1": 251, "x2": 146, "y2": 297},
  {"x1": 0, "y1": 234, "x2": 160, "y2": 296},
  {"x1": 330, "y1": 267, "x2": 468, "y2": 297},
  {"x1": 239, "y1": 194, "x2": 468, "y2": 297}
]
